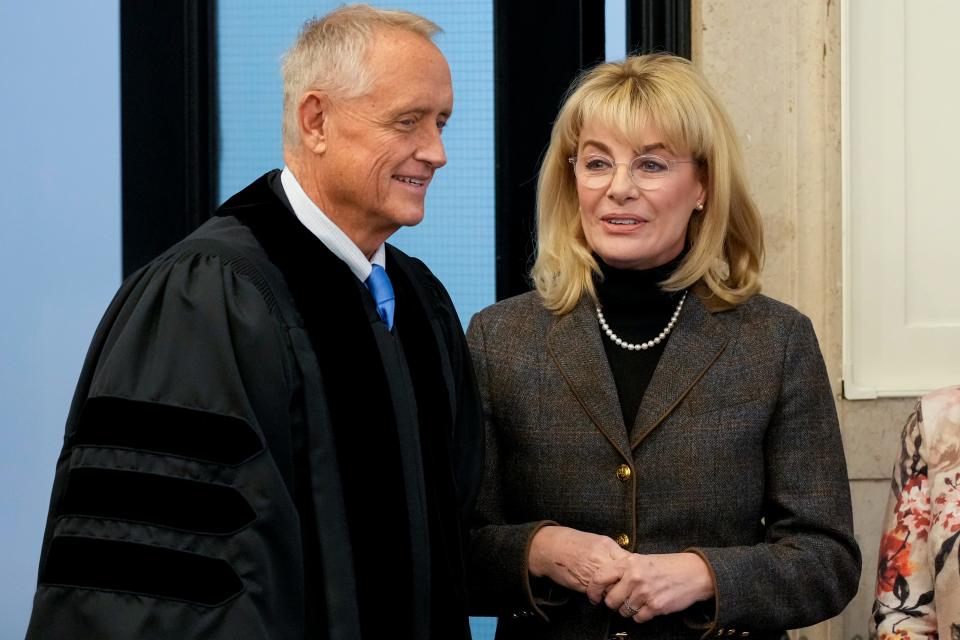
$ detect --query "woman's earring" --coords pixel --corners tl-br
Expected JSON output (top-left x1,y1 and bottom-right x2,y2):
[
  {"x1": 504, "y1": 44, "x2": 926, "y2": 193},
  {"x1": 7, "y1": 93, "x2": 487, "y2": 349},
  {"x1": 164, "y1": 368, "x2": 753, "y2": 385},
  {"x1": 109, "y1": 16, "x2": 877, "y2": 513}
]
[{"x1": 695, "y1": 201, "x2": 704, "y2": 211}]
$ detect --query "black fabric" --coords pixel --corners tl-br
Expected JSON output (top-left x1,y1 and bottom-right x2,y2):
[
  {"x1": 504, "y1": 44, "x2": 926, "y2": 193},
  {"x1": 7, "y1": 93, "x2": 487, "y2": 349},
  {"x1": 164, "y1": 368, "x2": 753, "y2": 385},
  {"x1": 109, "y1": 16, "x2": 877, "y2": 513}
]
[
  {"x1": 233, "y1": 178, "x2": 417, "y2": 639},
  {"x1": 59, "y1": 468, "x2": 256, "y2": 534},
  {"x1": 42, "y1": 536, "x2": 243, "y2": 606},
  {"x1": 71, "y1": 397, "x2": 264, "y2": 465},
  {"x1": 26, "y1": 171, "x2": 482, "y2": 639},
  {"x1": 391, "y1": 255, "x2": 473, "y2": 639},
  {"x1": 244, "y1": 173, "x2": 332, "y2": 638},
  {"x1": 595, "y1": 253, "x2": 686, "y2": 432}
]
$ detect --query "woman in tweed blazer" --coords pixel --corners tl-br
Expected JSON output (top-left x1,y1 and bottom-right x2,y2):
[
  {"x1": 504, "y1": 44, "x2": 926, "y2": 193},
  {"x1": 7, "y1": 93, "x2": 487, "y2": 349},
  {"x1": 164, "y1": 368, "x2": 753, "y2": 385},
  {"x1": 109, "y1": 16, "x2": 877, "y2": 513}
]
[{"x1": 466, "y1": 55, "x2": 860, "y2": 640}]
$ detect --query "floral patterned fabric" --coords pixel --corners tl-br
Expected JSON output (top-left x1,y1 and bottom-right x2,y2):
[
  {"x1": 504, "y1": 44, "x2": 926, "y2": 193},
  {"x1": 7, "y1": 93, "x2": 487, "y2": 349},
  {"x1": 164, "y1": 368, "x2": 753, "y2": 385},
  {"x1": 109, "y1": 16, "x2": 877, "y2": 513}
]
[{"x1": 872, "y1": 386, "x2": 960, "y2": 640}]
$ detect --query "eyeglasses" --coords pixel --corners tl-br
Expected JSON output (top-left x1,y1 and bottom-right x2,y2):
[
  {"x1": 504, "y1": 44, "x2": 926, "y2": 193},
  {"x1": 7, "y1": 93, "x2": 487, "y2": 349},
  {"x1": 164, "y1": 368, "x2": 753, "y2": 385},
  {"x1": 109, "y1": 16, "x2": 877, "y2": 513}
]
[{"x1": 568, "y1": 153, "x2": 698, "y2": 191}]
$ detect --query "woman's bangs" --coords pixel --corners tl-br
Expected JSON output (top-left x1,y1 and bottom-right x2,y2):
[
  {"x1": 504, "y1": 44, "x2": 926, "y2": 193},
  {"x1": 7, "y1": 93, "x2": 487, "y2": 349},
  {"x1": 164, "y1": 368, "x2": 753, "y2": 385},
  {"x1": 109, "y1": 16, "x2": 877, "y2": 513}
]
[{"x1": 578, "y1": 82, "x2": 693, "y2": 157}]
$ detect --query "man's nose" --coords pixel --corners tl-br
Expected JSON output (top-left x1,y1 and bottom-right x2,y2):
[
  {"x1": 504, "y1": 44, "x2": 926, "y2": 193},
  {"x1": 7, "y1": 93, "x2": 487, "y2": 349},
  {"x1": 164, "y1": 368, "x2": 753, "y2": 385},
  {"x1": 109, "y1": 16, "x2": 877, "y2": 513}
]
[{"x1": 416, "y1": 126, "x2": 447, "y2": 169}]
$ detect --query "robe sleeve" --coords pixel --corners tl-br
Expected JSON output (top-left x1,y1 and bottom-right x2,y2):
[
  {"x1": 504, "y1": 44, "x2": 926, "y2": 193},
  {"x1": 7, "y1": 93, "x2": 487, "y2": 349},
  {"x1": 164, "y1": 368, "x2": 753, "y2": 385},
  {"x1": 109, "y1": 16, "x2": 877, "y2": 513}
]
[{"x1": 27, "y1": 247, "x2": 305, "y2": 639}]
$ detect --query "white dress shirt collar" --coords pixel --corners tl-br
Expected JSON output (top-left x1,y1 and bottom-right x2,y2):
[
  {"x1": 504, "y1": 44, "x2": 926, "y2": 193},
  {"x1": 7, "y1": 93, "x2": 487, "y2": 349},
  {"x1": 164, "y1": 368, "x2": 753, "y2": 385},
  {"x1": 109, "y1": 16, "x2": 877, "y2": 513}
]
[{"x1": 279, "y1": 166, "x2": 386, "y2": 282}]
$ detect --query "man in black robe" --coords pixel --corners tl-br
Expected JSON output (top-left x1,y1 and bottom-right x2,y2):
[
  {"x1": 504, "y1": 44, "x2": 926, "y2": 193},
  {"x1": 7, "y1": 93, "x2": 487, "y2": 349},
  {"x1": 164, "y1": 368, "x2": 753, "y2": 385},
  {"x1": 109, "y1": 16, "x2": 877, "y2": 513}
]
[{"x1": 27, "y1": 6, "x2": 482, "y2": 639}]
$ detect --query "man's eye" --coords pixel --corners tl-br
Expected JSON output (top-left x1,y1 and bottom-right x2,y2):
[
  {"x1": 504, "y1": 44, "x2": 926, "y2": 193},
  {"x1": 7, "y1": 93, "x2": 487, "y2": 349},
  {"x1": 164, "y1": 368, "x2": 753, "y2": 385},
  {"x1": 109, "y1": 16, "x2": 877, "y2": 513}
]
[
  {"x1": 437, "y1": 119, "x2": 447, "y2": 132},
  {"x1": 398, "y1": 119, "x2": 417, "y2": 127}
]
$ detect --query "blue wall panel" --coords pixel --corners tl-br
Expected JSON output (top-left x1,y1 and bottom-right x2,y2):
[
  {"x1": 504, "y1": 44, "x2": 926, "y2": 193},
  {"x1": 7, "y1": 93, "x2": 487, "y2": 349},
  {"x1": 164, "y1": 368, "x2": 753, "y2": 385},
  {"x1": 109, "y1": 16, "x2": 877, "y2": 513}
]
[{"x1": 0, "y1": 1, "x2": 121, "y2": 636}]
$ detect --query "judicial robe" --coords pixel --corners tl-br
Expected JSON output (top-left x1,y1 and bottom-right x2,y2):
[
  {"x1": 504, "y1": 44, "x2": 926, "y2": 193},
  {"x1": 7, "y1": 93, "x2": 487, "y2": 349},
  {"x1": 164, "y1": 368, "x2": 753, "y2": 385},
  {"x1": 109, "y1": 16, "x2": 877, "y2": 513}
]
[{"x1": 27, "y1": 171, "x2": 483, "y2": 639}]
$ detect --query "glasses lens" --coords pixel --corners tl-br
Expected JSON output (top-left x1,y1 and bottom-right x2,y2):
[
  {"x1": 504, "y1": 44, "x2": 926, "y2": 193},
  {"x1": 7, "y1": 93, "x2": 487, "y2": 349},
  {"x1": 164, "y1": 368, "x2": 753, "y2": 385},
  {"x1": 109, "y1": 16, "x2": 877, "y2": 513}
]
[
  {"x1": 630, "y1": 155, "x2": 670, "y2": 190},
  {"x1": 577, "y1": 155, "x2": 613, "y2": 188}
]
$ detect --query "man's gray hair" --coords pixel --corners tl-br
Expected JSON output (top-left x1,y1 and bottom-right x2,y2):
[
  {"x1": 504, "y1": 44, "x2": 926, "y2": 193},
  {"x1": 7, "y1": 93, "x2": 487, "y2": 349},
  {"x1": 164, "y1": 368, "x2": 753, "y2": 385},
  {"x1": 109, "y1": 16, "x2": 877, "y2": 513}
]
[{"x1": 281, "y1": 4, "x2": 442, "y2": 149}]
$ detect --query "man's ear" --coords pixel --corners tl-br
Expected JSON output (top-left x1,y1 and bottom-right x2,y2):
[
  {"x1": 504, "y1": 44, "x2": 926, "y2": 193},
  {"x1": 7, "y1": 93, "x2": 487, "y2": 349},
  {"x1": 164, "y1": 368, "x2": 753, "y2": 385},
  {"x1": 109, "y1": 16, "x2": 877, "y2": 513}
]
[{"x1": 298, "y1": 91, "x2": 329, "y2": 154}]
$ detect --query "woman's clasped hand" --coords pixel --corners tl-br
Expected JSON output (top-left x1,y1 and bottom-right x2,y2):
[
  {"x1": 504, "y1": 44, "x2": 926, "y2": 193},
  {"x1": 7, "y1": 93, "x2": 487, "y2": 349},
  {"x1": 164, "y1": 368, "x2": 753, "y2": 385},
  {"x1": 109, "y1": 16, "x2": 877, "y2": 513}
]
[{"x1": 528, "y1": 526, "x2": 714, "y2": 624}]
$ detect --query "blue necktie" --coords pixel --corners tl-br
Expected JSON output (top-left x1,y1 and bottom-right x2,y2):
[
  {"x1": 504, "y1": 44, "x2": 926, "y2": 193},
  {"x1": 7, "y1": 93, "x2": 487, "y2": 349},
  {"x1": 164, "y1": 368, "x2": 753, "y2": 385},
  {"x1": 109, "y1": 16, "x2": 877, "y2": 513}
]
[{"x1": 365, "y1": 264, "x2": 395, "y2": 330}]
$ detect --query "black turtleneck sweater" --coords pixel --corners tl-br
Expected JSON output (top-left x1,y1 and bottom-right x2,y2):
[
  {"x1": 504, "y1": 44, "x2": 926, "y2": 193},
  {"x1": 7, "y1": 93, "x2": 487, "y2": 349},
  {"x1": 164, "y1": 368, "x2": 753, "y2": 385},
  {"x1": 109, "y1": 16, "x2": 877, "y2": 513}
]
[{"x1": 594, "y1": 253, "x2": 687, "y2": 434}]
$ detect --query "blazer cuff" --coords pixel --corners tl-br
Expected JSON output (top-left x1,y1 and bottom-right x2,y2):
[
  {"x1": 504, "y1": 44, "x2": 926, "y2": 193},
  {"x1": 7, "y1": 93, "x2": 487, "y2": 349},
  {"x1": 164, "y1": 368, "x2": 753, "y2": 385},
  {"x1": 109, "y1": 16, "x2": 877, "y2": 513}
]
[
  {"x1": 682, "y1": 548, "x2": 720, "y2": 640},
  {"x1": 524, "y1": 522, "x2": 568, "y2": 620},
  {"x1": 469, "y1": 520, "x2": 559, "y2": 619}
]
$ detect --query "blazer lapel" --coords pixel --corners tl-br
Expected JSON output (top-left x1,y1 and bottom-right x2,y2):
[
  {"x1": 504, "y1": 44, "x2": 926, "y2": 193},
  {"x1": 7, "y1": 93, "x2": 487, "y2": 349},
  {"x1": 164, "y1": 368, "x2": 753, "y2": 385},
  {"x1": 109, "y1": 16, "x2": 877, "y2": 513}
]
[
  {"x1": 630, "y1": 293, "x2": 728, "y2": 449},
  {"x1": 548, "y1": 297, "x2": 631, "y2": 459}
]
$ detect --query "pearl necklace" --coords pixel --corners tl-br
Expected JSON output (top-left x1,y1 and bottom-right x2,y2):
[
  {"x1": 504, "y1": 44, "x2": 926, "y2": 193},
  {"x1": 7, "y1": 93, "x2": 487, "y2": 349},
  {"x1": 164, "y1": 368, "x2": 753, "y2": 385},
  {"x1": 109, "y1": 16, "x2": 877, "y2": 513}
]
[{"x1": 596, "y1": 291, "x2": 687, "y2": 351}]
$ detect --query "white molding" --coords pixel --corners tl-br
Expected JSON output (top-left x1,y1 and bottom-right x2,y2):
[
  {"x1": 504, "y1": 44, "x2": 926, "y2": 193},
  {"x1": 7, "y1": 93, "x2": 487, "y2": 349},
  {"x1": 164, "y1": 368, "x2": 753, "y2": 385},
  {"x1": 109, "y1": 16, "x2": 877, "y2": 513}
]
[
  {"x1": 841, "y1": 0, "x2": 959, "y2": 399},
  {"x1": 840, "y1": 0, "x2": 865, "y2": 399}
]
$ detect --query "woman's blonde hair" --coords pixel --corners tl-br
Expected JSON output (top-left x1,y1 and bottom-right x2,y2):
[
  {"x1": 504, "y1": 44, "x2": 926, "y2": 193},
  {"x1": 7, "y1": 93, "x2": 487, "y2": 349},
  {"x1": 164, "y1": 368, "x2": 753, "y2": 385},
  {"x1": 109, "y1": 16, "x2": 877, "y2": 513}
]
[{"x1": 531, "y1": 54, "x2": 764, "y2": 314}]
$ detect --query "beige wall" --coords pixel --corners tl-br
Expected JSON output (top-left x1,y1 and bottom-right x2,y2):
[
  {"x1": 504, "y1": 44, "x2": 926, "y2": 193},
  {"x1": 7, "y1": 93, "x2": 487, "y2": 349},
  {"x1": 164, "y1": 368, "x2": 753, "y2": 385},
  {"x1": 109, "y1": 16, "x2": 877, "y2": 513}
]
[{"x1": 693, "y1": 1, "x2": 914, "y2": 638}]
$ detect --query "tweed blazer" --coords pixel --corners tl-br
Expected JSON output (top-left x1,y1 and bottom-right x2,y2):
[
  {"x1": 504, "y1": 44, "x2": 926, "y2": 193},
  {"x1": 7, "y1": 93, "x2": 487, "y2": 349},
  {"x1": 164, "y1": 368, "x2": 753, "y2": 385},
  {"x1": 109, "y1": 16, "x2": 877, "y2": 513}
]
[{"x1": 467, "y1": 290, "x2": 861, "y2": 640}]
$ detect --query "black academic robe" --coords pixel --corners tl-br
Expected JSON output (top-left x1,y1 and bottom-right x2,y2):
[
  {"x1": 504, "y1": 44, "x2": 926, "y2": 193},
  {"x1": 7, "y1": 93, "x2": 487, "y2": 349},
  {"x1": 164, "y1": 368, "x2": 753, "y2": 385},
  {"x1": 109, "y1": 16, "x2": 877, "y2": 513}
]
[{"x1": 26, "y1": 171, "x2": 483, "y2": 639}]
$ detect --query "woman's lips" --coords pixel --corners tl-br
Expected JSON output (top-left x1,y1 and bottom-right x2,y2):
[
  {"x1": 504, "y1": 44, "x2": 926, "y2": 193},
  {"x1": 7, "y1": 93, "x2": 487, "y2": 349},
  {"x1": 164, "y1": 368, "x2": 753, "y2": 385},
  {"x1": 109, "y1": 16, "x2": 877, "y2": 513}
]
[{"x1": 600, "y1": 214, "x2": 648, "y2": 230}]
